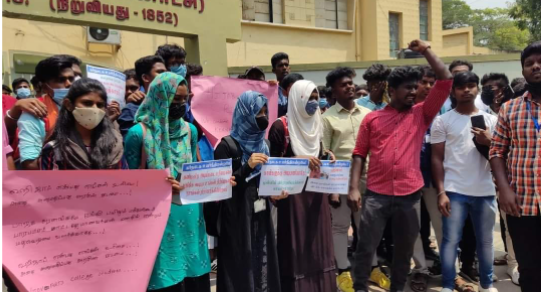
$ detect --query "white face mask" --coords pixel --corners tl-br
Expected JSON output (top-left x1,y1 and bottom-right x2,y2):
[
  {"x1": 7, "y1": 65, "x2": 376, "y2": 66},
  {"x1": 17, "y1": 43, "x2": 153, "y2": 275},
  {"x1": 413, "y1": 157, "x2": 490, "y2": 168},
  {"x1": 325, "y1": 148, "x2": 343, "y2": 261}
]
[{"x1": 72, "y1": 107, "x2": 106, "y2": 130}]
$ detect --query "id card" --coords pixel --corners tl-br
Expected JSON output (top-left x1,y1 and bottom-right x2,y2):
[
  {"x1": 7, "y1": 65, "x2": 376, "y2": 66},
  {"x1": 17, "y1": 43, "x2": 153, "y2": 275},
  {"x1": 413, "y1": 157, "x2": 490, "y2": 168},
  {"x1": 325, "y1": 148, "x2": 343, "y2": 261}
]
[{"x1": 254, "y1": 198, "x2": 266, "y2": 213}]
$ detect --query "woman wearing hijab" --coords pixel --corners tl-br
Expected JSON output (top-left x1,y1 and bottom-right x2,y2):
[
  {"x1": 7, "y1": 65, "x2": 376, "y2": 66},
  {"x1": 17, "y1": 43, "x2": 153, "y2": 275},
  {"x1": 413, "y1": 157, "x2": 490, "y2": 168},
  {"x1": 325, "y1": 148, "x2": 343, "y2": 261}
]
[
  {"x1": 124, "y1": 73, "x2": 211, "y2": 292},
  {"x1": 214, "y1": 91, "x2": 285, "y2": 292},
  {"x1": 41, "y1": 78, "x2": 125, "y2": 170},
  {"x1": 268, "y1": 80, "x2": 336, "y2": 292}
]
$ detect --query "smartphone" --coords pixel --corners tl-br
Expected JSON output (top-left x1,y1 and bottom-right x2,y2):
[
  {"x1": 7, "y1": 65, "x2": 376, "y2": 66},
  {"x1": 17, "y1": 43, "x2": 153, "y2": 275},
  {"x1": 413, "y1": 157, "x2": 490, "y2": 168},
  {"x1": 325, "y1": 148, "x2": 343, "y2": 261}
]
[{"x1": 471, "y1": 115, "x2": 486, "y2": 130}]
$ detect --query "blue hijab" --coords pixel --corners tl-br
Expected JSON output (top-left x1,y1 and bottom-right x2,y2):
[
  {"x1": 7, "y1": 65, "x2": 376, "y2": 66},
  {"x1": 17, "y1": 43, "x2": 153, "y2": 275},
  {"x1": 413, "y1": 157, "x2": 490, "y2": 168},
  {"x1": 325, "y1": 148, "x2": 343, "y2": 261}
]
[{"x1": 230, "y1": 91, "x2": 270, "y2": 173}]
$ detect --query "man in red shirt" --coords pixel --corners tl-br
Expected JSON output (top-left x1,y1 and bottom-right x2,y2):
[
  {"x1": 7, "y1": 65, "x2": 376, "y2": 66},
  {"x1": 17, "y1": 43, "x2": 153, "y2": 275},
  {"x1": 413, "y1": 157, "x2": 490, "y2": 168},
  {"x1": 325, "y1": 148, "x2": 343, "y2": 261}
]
[{"x1": 347, "y1": 39, "x2": 453, "y2": 292}]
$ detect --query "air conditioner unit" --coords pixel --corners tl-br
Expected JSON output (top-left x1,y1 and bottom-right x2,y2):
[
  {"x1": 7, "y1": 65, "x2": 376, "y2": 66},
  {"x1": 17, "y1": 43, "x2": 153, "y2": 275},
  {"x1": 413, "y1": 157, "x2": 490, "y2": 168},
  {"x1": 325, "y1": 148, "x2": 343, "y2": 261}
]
[{"x1": 87, "y1": 27, "x2": 121, "y2": 45}]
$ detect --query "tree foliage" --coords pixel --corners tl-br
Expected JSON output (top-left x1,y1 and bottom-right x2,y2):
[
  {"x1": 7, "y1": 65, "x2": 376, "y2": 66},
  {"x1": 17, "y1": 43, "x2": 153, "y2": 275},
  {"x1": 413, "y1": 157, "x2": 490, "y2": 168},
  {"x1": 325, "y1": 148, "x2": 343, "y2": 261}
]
[
  {"x1": 509, "y1": 0, "x2": 541, "y2": 42},
  {"x1": 442, "y1": 0, "x2": 531, "y2": 52}
]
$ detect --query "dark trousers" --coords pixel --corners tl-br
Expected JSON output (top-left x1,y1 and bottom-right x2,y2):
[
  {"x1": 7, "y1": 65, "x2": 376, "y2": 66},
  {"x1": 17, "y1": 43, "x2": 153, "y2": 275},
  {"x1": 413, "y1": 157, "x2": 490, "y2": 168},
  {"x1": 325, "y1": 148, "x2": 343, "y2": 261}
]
[
  {"x1": 459, "y1": 214, "x2": 477, "y2": 269},
  {"x1": 420, "y1": 198, "x2": 432, "y2": 253},
  {"x1": 353, "y1": 190, "x2": 421, "y2": 292},
  {"x1": 506, "y1": 213, "x2": 541, "y2": 292},
  {"x1": 148, "y1": 274, "x2": 211, "y2": 292}
]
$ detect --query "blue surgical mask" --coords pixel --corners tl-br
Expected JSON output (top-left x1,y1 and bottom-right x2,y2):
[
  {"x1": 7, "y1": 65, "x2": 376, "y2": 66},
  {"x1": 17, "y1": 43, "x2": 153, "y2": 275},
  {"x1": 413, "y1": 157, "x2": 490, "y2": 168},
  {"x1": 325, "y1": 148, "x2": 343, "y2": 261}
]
[
  {"x1": 52, "y1": 88, "x2": 70, "y2": 105},
  {"x1": 16, "y1": 88, "x2": 32, "y2": 99},
  {"x1": 170, "y1": 64, "x2": 187, "y2": 78},
  {"x1": 305, "y1": 100, "x2": 319, "y2": 116},
  {"x1": 319, "y1": 98, "x2": 328, "y2": 109}
]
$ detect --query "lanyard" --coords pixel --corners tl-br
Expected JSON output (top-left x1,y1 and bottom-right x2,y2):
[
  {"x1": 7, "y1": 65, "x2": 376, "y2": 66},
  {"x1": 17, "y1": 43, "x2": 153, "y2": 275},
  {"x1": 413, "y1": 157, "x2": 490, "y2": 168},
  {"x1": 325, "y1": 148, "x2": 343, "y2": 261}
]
[{"x1": 526, "y1": 101, "x2": 540, "y2": 133}]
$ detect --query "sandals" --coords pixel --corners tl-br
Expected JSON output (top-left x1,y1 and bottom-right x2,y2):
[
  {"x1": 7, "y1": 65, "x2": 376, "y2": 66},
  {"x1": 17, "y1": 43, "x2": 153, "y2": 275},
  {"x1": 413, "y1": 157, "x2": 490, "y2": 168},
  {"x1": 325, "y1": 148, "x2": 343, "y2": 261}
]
[{"x1": 410, "y1": 272, "x2": 429, "y2": 292}]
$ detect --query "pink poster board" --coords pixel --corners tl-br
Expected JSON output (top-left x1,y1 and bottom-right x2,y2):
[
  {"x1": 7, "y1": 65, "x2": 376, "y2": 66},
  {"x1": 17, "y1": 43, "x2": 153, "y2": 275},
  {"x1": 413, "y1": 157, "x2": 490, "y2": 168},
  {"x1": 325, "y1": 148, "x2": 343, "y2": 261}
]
[
  {"x1": 2, "y1": 169, "x2": 172, "y2": 292},
  {"x1": 190, "y1": 76, "x2": 279, "y2": 147}
]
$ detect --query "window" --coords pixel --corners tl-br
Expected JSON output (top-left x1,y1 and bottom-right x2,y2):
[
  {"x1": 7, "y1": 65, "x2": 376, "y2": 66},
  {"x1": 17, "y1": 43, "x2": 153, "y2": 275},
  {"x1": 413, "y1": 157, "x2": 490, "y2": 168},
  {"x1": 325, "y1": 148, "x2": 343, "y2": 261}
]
[
  {"x1": 242, "y1": 0, "x2": 282, "y2": 23},
  {"x1": 419, "y1": 0, "x2": 429, "y2": 40},
  {"x1": 315, "y1": 0, "x2": 348, "y2": 29},
  {"x1": 389, "y1": 13, "x2": 400, "y2": 58}
]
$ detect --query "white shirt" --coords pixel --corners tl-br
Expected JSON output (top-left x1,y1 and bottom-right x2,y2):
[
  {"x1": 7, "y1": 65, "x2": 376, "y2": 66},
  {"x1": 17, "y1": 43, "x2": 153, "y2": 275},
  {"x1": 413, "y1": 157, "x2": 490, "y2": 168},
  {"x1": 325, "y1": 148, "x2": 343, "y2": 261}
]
[
  {"x1": 475, "y1": 94, "x2": 490, "y2": 113},
  {"x1": 430, "y1": 109, "x2": 497, "y2": 197}
]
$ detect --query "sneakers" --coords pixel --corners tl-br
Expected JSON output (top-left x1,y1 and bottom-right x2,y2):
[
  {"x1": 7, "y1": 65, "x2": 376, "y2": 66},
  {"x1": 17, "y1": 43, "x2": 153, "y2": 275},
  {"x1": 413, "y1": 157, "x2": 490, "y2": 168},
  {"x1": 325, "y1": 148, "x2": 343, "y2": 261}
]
[
  {"x1": 479, "y1": 287, "x2": 498, "y2": 292},
  {"x1": 507, "y1": 266, "x2": 520, "y2": 285},
  {"x1": 337, "y1": 271, "x2": 354, "y2": 292},
  {"x1": 369, "y1": 267, "x2": 391, "y2": 291}
]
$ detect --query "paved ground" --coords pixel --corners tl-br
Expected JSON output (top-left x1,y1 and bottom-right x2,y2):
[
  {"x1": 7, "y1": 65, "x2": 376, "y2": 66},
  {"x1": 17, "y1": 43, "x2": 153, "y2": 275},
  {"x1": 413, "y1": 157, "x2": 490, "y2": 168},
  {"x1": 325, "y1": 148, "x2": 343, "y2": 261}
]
[{"x1": 210, "y1": 209, "x2": 521, "y2": 292}]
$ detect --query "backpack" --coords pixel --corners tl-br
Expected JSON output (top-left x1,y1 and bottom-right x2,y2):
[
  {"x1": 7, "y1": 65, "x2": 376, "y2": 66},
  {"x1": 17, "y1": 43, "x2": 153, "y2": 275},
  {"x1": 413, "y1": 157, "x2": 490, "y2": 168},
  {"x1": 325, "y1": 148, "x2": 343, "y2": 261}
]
[{"x1": 203, "y1": 135, "x2": 270, "y2": 237}]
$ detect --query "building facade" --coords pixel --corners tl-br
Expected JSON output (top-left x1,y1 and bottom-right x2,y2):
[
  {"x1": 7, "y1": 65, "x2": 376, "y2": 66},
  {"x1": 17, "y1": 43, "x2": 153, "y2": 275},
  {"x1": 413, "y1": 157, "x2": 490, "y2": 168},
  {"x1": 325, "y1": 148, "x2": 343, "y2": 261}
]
[{"x1": 2, "y1": 0, "x2": 481, "y2": 85}]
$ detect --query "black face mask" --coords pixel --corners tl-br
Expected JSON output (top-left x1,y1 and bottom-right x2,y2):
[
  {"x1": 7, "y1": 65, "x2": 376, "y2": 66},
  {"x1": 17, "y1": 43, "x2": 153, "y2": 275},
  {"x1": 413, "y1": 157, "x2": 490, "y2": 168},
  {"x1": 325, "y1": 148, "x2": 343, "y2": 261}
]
[
  {"x1": 255, "y1": 116, "x2": 269, "y2": 131},
  {"x1": 169, "y1": 103, "x2": 187, "y2": 120},
  {"x1": 481, "y1": 87, "x2": 495, "y2": 106}
]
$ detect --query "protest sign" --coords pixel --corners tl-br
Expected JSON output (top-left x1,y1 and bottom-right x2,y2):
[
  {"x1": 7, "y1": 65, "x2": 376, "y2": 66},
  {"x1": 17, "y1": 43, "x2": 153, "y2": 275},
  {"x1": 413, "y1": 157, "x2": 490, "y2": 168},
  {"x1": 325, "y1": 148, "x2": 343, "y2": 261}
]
[
  {"x1": 179, "y1": 159, "x2": 233, "y2": 204},
  {"x1": 86, "y1": 65, "x2": 126, "y2": 108},
  {"x1": 190, "y1": 76, "x2": 279, "y2": 146},
  {"x1": 306, "y1": 160, "x2": 351, "y2": 195},
  {"x1": 2, "y1": 170, "x2": 171, "y2": 292},
  {"x1": 259, "y1": 158, "x2": 309, "y2": 197}
]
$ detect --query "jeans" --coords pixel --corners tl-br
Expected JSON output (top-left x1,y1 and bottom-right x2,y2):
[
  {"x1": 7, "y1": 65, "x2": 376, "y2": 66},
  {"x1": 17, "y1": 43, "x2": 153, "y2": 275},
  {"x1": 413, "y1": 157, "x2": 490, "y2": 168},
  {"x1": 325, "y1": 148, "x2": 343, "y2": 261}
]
[
  {"x1": 506, "y1": 212, "x2": 541, "y2": 292},
  {"x1": 440, "y1": 192, "x2": 496, "y2": 290},
  {"x1": 353, "y1": 190, "x2": 421, "y2": 292}
]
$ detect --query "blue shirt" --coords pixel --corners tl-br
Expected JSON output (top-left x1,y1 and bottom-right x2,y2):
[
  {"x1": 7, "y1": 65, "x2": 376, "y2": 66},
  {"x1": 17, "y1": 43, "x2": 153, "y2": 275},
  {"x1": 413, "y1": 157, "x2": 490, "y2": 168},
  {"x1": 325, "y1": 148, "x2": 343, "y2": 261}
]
[
  {"x1": 118, "y1": 103, "x2": 140, "y2": 137},
  {"x1": 356, "y1": 95, "x2": 387, "y2": 111},
  {"x1": 18, "y1": 113, "x2": 46, "y2": 162}
]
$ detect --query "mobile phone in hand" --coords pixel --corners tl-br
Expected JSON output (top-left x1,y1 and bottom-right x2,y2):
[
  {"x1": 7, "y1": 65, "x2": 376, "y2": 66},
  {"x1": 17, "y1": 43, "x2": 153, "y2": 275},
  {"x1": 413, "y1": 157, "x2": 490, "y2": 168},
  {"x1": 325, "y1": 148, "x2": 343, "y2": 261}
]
[{"x1": 471, "y1": 115, "x2": 486, "y2": 130}]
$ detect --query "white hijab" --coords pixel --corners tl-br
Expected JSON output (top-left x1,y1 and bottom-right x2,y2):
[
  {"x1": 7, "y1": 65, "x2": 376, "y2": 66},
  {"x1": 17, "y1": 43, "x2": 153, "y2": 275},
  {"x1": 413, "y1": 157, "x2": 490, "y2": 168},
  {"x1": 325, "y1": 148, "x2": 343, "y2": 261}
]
[{"x1": 286, "y1": 80, "x2": 322, "y2": 157}]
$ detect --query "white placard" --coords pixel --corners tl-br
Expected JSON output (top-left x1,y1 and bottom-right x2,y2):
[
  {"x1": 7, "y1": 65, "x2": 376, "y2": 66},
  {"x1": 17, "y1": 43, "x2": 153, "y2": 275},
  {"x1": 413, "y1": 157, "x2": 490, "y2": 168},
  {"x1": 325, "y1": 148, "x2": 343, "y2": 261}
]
[
  {"x1": 306, "y1": 160, "x2": 351, "y2": 195},
  {"x1": 86, "y1": 65, "x2": 126, "y2": 108},
  {"x1": 180, "y1": 159, "x2": 233, "y2": 204},
  {"x1": 259, "y1": 158, "x2": 309, "y2": 196}
]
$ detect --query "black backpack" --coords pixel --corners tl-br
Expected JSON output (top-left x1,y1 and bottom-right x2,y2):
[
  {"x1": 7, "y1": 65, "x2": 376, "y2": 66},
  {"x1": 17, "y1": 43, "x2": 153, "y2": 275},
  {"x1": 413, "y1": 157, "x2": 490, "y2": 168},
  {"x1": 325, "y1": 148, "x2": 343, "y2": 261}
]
[{"x1": 203, "y1": 136, "x2": 269, "y2": 237}]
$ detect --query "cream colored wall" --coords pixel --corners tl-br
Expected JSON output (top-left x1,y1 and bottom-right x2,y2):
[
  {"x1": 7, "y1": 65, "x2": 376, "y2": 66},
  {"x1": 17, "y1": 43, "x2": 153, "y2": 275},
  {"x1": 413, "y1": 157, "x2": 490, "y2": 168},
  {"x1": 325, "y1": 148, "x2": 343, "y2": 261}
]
[
  {"x1": 2, "y1": 18, "x2": 185, "y2": 71},
  {"x1": 441, "y1": 27, "x2": 473, "y2": 57},
  {"x1": 226, "y1": 22, "x2": 356, "y2": 67},
  {"x1": 368, "y1": 0, "x2": 443, "y2": 60}
]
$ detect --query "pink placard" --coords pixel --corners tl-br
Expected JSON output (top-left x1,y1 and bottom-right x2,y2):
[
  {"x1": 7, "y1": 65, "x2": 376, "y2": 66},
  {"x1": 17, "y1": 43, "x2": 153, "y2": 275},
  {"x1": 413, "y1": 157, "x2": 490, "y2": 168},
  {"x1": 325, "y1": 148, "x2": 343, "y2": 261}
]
[
  {"x1": 190, "y1": 76, "x2": 279, "y2": 147},
  {"x1": 2, "y1": 169, "x2": 172, "y2": 292}
]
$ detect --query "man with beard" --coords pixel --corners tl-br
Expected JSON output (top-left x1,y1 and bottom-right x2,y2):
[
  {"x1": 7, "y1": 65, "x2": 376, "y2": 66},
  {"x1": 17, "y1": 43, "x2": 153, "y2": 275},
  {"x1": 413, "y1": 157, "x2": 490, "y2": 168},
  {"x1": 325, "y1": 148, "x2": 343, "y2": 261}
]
[
  {"x1": 348, "y1": 39, "x2": 452, "y2": 292},
  {"x1": 490, "y1": 41, "x2": 541, "y2": 292}
]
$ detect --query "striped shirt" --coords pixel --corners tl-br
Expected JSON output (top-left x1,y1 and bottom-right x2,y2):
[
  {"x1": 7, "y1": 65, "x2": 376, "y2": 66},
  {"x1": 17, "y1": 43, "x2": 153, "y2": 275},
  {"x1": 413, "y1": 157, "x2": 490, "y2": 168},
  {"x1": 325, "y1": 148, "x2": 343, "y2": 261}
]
[
  {"x1": 353, "y1": 80, "x2": 453, "y2": 196},
  {"x1": 489, "y1": 92, "x2": 541, "y2": 216}
]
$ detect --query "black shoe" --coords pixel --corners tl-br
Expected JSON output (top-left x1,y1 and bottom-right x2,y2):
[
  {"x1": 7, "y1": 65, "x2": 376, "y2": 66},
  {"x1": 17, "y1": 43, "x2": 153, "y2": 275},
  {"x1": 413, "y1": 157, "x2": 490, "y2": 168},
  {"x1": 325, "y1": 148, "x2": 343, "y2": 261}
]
[
  {"x1": 424, "y1": 249, "x2": 440, "y2": 261},
  {"x1": 428, "y1": 261, "x2": 442, "y2": 278},
  {"x1": 459, "y1": 267, "x2": 480, "y2": 283}
]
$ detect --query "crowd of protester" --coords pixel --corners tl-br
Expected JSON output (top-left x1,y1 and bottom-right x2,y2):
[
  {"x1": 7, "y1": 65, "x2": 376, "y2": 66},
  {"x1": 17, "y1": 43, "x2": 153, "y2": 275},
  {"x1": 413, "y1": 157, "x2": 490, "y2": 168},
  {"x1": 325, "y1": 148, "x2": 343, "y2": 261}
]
[{"x1": 2, "y1": 39, "x2": 540, "y2": 292}]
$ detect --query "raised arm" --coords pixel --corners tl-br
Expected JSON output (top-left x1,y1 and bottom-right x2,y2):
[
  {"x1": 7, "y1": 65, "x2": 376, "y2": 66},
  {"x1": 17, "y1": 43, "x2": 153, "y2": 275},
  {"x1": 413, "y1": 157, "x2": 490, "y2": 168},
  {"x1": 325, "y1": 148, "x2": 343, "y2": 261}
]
[{"x1": 408, "y1": 39, "x2": 453, "y2": 122}]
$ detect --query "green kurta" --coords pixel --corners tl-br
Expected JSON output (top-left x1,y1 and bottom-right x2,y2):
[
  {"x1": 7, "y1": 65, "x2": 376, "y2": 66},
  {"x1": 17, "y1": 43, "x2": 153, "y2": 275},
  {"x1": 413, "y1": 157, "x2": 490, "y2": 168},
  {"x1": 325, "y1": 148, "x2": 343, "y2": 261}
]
[{"x1": 125, "y1": 123, "x2": 210, "y2": 290}]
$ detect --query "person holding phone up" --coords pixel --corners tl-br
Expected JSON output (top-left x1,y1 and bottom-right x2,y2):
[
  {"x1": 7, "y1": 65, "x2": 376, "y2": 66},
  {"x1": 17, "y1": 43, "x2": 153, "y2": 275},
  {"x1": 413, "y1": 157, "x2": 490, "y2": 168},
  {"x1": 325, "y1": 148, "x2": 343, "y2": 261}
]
[{"x1": 430, "y1": 71, "x2": 499, "y2": 292}]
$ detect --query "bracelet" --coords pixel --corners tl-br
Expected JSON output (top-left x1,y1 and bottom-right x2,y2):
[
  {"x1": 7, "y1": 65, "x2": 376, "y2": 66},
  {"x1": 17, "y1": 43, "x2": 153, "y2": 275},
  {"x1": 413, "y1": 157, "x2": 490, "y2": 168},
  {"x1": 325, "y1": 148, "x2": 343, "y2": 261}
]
[
  {"x1": 6, "y1": 110, "x2": 17, "y2": 121},
  {"x1": 437, "y1": 191, "x2": 446, "y2": 196}
]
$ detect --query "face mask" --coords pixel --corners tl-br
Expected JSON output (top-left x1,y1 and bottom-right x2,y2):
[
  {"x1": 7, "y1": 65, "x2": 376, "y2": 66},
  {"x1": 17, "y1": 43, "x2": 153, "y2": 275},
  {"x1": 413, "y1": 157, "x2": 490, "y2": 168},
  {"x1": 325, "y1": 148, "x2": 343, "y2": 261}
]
[
  {"x1": 256, "y1": 116, "x2": 269, "y2": 131},
  {"x1": 319, "y1": 98, "x2": 328, "y2": 109},
  {"x1": 16, "y1": 88, "x2": 32, "y2": 99},
  {"x1": 72, "y1": 107, "x2": 106, "y2": 130},
  {"x1": 52, "y1": 88, "x2": 70, "y2": 105},
  {"x1": 170, "y1": 64, "x2": 187, "y2": 78},
  {"x1": 305, "y1": 100, "x2": 319, "y2": 116},
  {"x1": 481, "y1": 87, "x2": 495, "y2": 106},
  {"x1": 169, "y1": 103, "x2": 187, "y2": 120}
]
